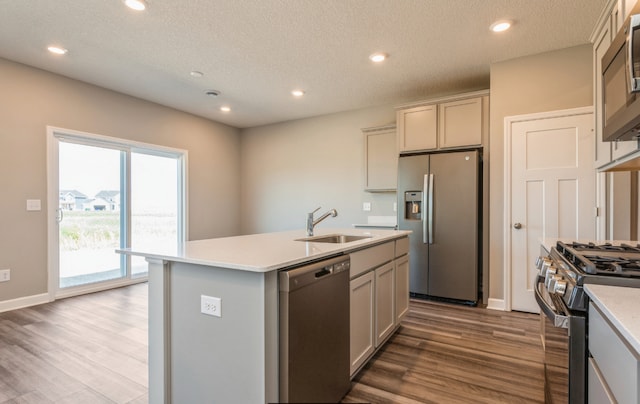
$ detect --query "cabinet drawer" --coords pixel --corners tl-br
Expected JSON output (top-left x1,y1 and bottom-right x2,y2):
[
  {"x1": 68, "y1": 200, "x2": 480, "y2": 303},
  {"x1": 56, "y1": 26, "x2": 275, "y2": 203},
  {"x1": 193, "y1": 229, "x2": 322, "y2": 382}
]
[
  {"x1": 350, "y1": 242, "x2": 394, "y2": 279},
  {"x1": 395, "y1": 237, "x2": 409, "y2": 257},
  {"x1": 588, "y1": 358, "x2": 616, "y2": 404},
  {"x1": 589, "y1": 302, "x2": 640, "y2": 404}
]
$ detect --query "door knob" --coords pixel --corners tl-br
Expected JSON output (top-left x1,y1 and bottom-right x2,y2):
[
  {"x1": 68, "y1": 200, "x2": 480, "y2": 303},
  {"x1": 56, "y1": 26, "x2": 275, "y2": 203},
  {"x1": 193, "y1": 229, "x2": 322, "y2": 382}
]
[{"x1": 513, "y1": 222, "x2": 522, "y2": 229}]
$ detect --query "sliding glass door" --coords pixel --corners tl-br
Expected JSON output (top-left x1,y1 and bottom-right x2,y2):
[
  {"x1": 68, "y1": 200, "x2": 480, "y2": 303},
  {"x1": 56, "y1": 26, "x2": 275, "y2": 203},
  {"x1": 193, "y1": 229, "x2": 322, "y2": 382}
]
[
  {"x1": 58, "y1": 142, "x2": 126, "y2": 288},
  {"x1": 49, "y1": 128, "x2": 186, "y2": 297},
  {"x1": 130, "y1": 151, "x2": 180, "y2": 277}
]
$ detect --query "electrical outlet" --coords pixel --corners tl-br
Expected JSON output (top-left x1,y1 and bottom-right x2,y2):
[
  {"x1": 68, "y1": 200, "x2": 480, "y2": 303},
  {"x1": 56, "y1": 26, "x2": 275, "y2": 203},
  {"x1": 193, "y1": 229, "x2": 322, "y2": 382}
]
[
  {"x1": 363, "y1": 202, "x2": 371, "y2": 211},
  {"x1": 0, "y1": 269, "x2": 10, "y2": 282},
  {"x1": 200, "y1": 295, "x2": 221, "y2": 317}
]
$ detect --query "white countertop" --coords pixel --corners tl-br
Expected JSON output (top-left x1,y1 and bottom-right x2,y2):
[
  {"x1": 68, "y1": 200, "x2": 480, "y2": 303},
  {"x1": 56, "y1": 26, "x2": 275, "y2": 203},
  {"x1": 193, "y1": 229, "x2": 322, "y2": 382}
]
[
  {"x1": 585, "y1": 284, "x2": 640, "y2": 355},
  {"x1": 117, "y1": 228, "x2": 410, "y2": 273}
]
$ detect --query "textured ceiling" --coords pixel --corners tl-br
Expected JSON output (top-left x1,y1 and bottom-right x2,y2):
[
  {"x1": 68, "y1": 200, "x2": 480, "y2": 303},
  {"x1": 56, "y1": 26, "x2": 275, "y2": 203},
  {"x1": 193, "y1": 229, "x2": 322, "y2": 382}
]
[{"x1": 0, "y1": 0, "x2": 607, "y2": 128}]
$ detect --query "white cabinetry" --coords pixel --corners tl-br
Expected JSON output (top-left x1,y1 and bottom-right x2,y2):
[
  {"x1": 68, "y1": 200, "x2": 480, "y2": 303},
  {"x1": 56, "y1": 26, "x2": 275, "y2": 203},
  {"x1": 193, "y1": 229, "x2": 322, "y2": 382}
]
[
  {"x1": 349, "y1": 237, "x2": 410, "y2": 377},
  {"x1": 588, "y1": 302, "x2": 640, "y2": 403},
  {"x1": 396, "y1": 91, "x2": 488, "y2": 154},
  {"x1": 593, "y1": 5, "x2": 614, "y2": 168},
  {"x1": 394, "y1": 254, "x2": 409, "y2": 322},
  {"x1": 349, "y1": 270, "x2": 375, "y2": 375},
  {"x1": 374, "y1": 261, "x2": 395, "y2": 346},
  {"x1": 397, "y1": 104, "x2": 437, "y2": 152},
  {"x1": 363, "y1": 124, "x2": 397, "y2": 192},
  {"x1": 438, "y1": 97, "x2": 483, "y2": 149}
]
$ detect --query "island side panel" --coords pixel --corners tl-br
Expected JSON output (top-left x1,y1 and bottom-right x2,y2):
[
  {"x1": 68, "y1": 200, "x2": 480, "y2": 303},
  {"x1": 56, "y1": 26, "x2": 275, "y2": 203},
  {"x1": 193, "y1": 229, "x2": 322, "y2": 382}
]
[
  {"x1": 147, "y1": 258, "x2": 171, "y2": 404},
  {"x1": 167, "y1": 261, "x2": 278, "y2": 403}
]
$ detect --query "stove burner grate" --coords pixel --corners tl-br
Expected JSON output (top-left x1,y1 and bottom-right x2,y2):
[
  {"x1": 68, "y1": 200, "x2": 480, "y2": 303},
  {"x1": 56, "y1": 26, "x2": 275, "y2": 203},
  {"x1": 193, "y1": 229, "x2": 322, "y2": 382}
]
[
  {"x1": 565, "y1": 241, "x2": 640, "y2": 253},
  {"x1": 588, "y1": 256, "x2": 640, "y2": 276}
]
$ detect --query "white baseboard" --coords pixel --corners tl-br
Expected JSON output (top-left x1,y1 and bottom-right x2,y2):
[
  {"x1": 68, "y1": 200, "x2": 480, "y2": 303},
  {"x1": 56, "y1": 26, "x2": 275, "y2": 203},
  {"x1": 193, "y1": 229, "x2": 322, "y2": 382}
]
[
  {"x1": 487, "y1": 298, "x2": 506, "y2": 311},
  {"x1": 0, "y1": 293, "x2": 51, "y2": 313}
]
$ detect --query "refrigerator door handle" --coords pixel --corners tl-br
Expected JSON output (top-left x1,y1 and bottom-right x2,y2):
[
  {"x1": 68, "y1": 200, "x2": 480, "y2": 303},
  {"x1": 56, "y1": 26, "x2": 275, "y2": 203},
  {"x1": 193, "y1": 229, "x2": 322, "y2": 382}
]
[
  {"x1": 423, "y1": 173, "x2": 434, "y2": 244},
  {"x1": 427, "y1": 173, "x2": 434, "y2": 244},
  {"x1": 422, "y1": 174, "x2": 427, "y2": 244}
]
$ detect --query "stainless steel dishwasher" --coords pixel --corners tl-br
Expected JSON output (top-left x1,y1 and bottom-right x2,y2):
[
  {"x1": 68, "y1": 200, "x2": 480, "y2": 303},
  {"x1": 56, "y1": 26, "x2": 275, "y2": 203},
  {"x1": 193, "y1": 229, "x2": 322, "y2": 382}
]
[{"x1": 279, "y1": 254, "x2": 351, "y2": 403}]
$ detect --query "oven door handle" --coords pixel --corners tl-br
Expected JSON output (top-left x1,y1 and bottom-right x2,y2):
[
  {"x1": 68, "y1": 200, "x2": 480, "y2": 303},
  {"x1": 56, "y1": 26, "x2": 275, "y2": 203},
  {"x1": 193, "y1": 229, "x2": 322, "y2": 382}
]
[{"x1": 534, "y1": 275, "x2": 569, "y2": 329}]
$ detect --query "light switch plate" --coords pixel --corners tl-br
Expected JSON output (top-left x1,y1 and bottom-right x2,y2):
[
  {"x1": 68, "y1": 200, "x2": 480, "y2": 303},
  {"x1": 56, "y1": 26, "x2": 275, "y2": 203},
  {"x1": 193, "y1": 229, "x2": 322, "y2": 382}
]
[
  {"x1": 363, "y1": 202, "x2": 371, "y2": 211},
  {"x1": 26, "y1": 199, "x2": 41, "y2": 211}
]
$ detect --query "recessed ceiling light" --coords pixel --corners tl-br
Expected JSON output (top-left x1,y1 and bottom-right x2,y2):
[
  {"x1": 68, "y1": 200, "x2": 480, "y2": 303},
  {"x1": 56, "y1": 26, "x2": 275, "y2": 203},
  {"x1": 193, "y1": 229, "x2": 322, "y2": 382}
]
[
  {"x1": 220, "y1": 106, "x2": 231, "y2": 112},
  {"x1": 47, "y1": 46, "x2": 68, "y2": 55},
  {"x1": 291, "y1": 89, "x2": 305, "y2": 97},
  {"x1": 490, "y1": 20, "x2": 512, "y2": 33},
  {"x1": 124, "y1": 0, "x2": 147, "y2": 11},
  {"x1": 190, "y1": 71, "x2": 204, "y2": 78},
  {"x1": 369, "y1": 53, "x2": 387, "y2": 63}
]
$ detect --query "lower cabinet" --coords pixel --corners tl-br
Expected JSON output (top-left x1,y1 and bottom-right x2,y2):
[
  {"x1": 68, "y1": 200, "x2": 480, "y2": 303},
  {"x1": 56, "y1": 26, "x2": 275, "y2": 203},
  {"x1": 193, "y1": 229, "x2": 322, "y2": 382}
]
[
  {"x1": 588, "y1": 302, "x2": 640, "y2": 403},
  {"x1": 395, "y1": 255, "x2": 409, "y2": 322},
  {"x1": 350, "y1": 271, "x2": 375, "y2": 375},
  {"x1": 349, "y1": 238, "x2": 410, "y2": 377},
  {"x1": 374, "y1": 262, "x2": 395, "y2": 346}
]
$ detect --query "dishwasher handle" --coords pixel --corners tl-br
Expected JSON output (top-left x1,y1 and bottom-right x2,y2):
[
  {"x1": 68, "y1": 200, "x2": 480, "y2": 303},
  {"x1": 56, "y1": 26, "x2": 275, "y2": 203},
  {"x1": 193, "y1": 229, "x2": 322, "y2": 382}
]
[
  {"x1": 279, "y1": 255, "x2": 350, "y2": 293},
  {"x1": 315, "y1": 268, "x2": 331, "y2": 278}
]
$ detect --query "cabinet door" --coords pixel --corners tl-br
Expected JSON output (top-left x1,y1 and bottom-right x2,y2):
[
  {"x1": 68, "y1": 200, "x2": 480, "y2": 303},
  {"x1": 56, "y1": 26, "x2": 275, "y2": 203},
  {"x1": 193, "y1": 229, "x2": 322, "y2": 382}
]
[
  {"x1": 364, "y1": 127, "x2": 397, "y2": 191},
  {"x1": 438, "y1": 97, "x2": 483, "y2": 149},
  {"x1": 394, "y1": 255, "x2": 409, "y2": 324},
  {"x1": 350, "y1": 271, "x2": 375, "y2": 376},
  {"x1": 594, "y1": 15, "x2": 612, "y2": 168},
  {"x1": 374, "y1": 262, "x2": 395, "y2": 347},
  {"x1": 397, "y1": 105, "x2": 437, "y2": 152}
]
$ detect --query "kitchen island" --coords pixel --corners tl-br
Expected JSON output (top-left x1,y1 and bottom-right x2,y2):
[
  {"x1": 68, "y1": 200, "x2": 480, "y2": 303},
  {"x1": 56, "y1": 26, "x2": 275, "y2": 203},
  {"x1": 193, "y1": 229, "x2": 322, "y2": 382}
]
[{"x1": 118, "y1": 228, "x2": 410, "y2": 404}]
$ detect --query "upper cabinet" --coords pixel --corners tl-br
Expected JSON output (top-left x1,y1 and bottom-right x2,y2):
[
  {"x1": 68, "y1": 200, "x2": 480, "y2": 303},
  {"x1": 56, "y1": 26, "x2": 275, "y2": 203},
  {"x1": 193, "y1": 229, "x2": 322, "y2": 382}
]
[
  {"x1": 363, "y1": 124, "x2": 397, "y2": 192},
  {"x1": 396, "y1": 104, "x2": 437, "y2": 152},
  {"x1": 438, "y1": 97, "x2": 484, "y2": 149},
  {"x1": 396, "y1": 90, "x2": 489, "y2": 154}
]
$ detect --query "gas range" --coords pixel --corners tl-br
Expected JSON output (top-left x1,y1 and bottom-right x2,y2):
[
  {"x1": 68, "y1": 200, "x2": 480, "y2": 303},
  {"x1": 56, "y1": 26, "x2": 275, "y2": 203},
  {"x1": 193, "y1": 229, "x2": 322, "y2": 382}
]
[
  {"x1": 534, "y1": 240, "x2": 640, "y2": 403},
  {"x1": 537, "y1": 241, "x2": 640, "y2": 312}
]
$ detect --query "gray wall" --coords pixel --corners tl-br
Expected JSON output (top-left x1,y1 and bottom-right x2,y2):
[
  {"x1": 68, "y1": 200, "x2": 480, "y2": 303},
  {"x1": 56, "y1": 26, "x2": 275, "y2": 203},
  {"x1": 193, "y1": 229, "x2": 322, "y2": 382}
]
[
  {"x1": 488, "y1": 44, "x2": 594, "y2": 303},
  {"x1": 0, "y1": 58, "x2": 241, "y2": 302},
  {"x1": 240, "y1": 44, "x2": 596, "y2": 304},
  {"x1": 0, "y1": 43, "x2": 597, "y2": 306},
  {"x1": 239, "y1": 106, "x2": 397, "y2": 234}
]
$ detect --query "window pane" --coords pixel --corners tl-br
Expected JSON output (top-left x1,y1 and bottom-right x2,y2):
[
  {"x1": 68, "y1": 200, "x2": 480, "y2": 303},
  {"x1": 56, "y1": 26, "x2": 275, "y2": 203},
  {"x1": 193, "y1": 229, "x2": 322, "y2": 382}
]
[{"x1": 130, "y1": 152, "x2": 178, "y2": 276}]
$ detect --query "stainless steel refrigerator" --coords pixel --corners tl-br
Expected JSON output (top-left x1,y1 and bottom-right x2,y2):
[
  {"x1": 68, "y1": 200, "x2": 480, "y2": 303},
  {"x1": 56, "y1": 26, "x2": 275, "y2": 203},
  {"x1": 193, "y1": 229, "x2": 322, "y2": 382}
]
[{"x1": 397, "y1": 150, "x2": 480, "y2": 303}]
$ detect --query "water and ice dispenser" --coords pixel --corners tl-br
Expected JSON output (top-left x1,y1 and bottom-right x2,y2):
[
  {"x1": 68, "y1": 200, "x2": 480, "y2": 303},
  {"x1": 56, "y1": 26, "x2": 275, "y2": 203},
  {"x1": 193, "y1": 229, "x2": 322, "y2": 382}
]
[{"x1": 404, "y1": 191, "x2": 422, "y2": 220}]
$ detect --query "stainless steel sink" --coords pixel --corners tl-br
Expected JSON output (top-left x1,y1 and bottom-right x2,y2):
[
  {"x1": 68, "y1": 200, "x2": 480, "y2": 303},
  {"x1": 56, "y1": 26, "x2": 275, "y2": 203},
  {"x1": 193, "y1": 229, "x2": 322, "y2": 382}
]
[{"x1": 296, "y1": 234, "x2": 372, "y2": 243}]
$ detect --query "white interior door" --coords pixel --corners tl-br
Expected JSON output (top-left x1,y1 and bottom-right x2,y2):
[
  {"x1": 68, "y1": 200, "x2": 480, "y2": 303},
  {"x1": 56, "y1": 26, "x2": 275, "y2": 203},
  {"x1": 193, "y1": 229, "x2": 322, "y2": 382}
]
[{"x1": 507, "y1": 108, "x2": 595, "y2": 313}]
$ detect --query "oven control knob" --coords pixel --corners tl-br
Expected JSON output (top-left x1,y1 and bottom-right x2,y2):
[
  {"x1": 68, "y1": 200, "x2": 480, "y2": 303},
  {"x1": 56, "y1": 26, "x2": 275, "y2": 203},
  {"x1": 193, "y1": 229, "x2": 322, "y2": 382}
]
[
  {"x1": 536, "y1": 256, "x2": 552, "y2": 271},
  {"x1": 554, "y1": 280, "x2": 567, "y2": 296},
  {"x1": 548, "y1": 274, "x2": 563, "y2": 291},
  {"x1": 544, "y1": 266, "x2": 557, "y2": 287}
]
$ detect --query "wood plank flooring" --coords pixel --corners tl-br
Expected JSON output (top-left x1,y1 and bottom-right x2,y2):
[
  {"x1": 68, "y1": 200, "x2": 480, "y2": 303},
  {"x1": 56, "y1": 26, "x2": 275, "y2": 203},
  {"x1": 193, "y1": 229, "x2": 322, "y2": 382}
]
[
  {"x1": 343, "y1": 299, "x2": 545, "y2": 403},
  {"x1": 0, "y1": 283, "x2": 148, "y2": 404},
  {"x1": 0, "y1": 284, "x2": 545, "y2": 403}
]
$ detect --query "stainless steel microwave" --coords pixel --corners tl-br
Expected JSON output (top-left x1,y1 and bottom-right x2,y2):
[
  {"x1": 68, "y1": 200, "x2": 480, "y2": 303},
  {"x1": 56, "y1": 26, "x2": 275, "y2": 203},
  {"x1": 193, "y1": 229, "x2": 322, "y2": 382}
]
[{"x1": 602, "y1": 4, "x2": 640, "y2": 142}]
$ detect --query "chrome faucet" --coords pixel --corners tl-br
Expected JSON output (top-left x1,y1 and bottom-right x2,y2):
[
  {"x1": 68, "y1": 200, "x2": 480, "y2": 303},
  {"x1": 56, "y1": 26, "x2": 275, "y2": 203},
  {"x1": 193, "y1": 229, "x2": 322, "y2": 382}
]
[{"x1": 307, "y1": 207, "x2": 338, "y2": 236}]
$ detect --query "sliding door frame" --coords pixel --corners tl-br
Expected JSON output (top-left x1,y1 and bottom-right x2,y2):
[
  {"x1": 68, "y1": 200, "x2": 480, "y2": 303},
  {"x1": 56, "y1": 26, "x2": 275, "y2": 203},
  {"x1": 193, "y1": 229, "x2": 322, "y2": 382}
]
[{"x1": 46, "y1": 126, "x2": 188, "y2": 300}]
